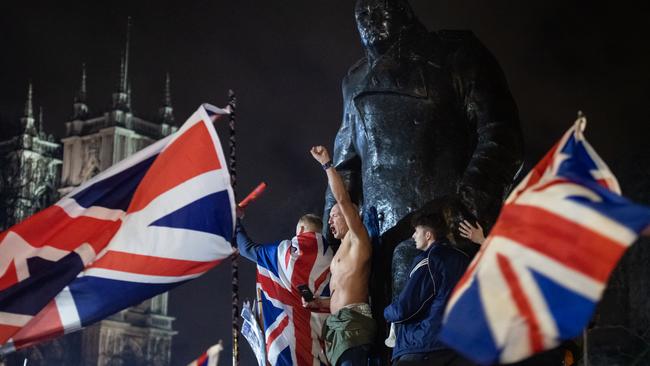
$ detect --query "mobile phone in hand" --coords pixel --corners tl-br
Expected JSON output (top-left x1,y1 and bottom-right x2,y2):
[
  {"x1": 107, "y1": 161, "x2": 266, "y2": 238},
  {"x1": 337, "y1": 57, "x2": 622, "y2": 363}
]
[{"x1": 297, "y1": 284, "x2": 314, "y2": 302}]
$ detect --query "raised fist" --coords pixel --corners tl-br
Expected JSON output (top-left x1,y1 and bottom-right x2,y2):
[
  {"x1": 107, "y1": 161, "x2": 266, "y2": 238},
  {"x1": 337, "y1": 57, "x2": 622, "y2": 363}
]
[{"x1": 310, "y1": 146, "x2": 331, "y2": 165}]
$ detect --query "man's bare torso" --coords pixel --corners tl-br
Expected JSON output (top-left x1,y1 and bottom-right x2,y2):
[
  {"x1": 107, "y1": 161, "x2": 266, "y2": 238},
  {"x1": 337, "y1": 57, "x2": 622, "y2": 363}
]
[{"x1": 329, "y1": 232, "x2": 371, "y2": 314}]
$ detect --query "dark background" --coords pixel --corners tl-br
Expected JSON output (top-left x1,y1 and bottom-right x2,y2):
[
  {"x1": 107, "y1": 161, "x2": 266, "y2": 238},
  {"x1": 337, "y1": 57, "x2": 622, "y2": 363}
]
[{"x1": 1, "y1": 1, "x2": 649, "y2": 365}]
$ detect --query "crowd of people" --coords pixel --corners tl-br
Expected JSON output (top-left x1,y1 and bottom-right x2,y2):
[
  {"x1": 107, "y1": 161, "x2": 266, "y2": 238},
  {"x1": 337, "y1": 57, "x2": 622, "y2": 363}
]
[{"x1": 235, "y1": 145, "x2": 491, "y2": 366}]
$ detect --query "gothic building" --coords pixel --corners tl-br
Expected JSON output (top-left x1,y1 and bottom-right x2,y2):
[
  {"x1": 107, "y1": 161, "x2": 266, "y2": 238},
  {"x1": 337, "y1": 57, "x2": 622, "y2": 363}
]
[
  {"x1": 60, "y1": 64, "x2": 175, "y2": 196},
  {"x1": 0, "y1": 84, "x2": 62, "y2": 230},
  {"x1": 0, "y1": 22, "x2": 179, "y2": 366}
]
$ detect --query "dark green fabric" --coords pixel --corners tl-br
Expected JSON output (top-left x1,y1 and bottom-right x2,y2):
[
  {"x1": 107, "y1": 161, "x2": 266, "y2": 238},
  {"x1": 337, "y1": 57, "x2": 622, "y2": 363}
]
[{"x1": 323, "y1": 307, "x2": 377, "y2": 366}]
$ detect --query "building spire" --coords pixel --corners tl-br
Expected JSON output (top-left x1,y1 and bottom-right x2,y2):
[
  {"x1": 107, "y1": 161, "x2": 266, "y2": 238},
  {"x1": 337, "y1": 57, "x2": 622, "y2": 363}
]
[
  {"x1": 158, "y1": 72, "x2": 174, "y2": 125},
  {"x1": 163, "y1": 72, "x2": 171, "y2": 106},
  {"x1": 118, "y1": 52, "x2": 126, "y2": 93},
  {"x1": 127, "y1": 81, "x2": 132, "y2": 110},
  {"x1": 122, "y1": 16, "x2": 131, "y2": 93},
  {"x1": 73, "y1": 63, "x2": 89, "y2": 119},
  {"x1": 24, "y1": 82, "x2": 33, "y2": 119},
  {"x1": 78, "y1": 63, "x2": 87, "y2": 102},
  {"x1": 112, "y1": 17, "x2": 131, "y2": 112},
  {"x1": 38, "y1": 106, "x2": 44, "y2": 133},
  {"x1": 21, "y1": 82, "x2": 37, "y2": 135}
]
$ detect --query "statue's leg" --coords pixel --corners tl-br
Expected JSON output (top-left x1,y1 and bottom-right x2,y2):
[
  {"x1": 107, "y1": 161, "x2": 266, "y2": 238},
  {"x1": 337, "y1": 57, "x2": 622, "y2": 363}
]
[
  {"x1": 369, "y1": 240, "x2": 393, "y2": 365},
  {"x1": 391, "y1": 238, "x2": 420, "y2": 298},
  {"x1": 369, "y1": 225, "x2": 416, "y2": 365}
]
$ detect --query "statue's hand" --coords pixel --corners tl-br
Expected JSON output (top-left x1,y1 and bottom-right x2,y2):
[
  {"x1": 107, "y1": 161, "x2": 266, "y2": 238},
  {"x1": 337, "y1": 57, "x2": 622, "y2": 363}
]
[
  {"x1": 310, "y1": 145, "x2": 331, "y2": 165},
  {"x1": 458, "y1": 184, "x2": 480, "y2": 218}
]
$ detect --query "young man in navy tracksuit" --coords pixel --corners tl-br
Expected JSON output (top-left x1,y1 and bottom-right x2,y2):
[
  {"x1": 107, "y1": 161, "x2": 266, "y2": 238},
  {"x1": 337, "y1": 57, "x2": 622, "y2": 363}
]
[{"x1": 384, "y1": 210, "x2": 474, "y2": 366}]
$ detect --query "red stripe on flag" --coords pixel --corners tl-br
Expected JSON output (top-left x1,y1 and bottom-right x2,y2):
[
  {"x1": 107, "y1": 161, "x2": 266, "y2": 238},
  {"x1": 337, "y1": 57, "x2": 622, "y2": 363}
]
[
  {"x1": 89, "y1": 250, "x2": 222, "y2": 277},
  {"x1": 128, "y1": 122, "x2": 221, "y2": 213},
  {"x1": 12, "y1": 299, "x2": 64, "y2": 350},
  {"x1": 292, "y1": 233, "x2": 318, "y2": 290},
  {"x1": 266, "y1": 315, "x2": 290, "y2": 354},
  {"x1": 291, "y1": 233, "x2": 319, "y2": 366},
  {"x1": 10, "y1": 205, "x2": 121, "y2": 254},
  {"x1": 596, "y1": 178, "x2": 617, "y2": 191},
  {"x1": 0, "y1": 324, "x2": 22, "y2": 345},
  {"x1": 492, "y1": 204, "x2": 626, "y2": 282},
  {"x1": 512, "y1": 142, "x2": 559, "y2": 199},
  {"x1": 314, "y1": 268, "x2": 330, "y2": 294},
  {"x1": 284, "y1": 243, "x2": 292, "y2": 269},
  {"x1": 292, "y1": 306, "x2": 315, "y2": 366},
  {"x1": 257, "y1": 274, "x2": 297, "y2": 307},
  {"x1": 196, "y1": 352, "x2": 209, "y2": 366},
  {"x1": 497, "y1": 254, "x2": 544, "y2": 353}
]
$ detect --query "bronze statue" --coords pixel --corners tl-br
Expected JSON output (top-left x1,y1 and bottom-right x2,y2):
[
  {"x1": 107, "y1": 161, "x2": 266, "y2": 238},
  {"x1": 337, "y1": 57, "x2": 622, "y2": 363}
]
[{"x1": 323, "y1": 0, "x2": 524, "y2": 351}]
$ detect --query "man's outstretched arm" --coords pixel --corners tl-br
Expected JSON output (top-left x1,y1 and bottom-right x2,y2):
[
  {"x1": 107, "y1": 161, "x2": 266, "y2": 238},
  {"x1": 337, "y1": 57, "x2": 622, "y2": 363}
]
[
  {"x1": 311, "y1": 146, "x2": 369, "y2": 244},
  {"x1": 235, "y1": 219, "x2": 260, "y2": 262},
  {"x1": 323, "y1": 104, "x2": 362, "y2": 243}
]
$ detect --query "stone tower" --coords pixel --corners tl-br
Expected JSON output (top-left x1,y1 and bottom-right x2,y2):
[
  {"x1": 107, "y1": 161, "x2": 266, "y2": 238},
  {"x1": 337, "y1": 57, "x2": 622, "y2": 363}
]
[{"x1": 0, "y1": 83, "x2": 62, "y2": 230}]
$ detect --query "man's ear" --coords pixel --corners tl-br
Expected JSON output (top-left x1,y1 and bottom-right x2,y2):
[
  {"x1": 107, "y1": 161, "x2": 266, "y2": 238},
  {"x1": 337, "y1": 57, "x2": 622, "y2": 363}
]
[{"x1": 298, "y1": 225, "x2": 305, "y2": 234}]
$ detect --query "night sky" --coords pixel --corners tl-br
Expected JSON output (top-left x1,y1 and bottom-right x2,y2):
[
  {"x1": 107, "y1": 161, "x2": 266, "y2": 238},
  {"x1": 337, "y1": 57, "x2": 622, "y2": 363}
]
[{"x1": 1, "y1": 1, "x2": 650, "y2": 365}]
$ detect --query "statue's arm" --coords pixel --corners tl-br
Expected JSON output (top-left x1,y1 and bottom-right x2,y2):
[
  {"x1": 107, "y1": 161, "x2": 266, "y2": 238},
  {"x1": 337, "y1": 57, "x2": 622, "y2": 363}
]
[{"x1": 453, "y1": 36, "x2": 524, "y2": 225}]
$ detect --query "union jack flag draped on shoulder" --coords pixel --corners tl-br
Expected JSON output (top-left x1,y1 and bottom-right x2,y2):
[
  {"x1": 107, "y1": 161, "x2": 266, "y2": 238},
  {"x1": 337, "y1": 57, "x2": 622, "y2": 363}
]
[
  {"x1": 0, "y1": 104, "x2": 235, "y2": 353},
  {"x1": 440, "y1": 116, "x2": 650, "y2": 365},
  {"x1": 256, "y1": 232, "x2": 332, "y2": 366}
]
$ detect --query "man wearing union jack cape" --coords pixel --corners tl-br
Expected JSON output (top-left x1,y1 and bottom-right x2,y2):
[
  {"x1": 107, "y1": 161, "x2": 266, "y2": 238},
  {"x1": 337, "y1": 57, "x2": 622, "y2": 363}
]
[{"x1": 235, "y1": 213, "x2": 332, "y2": 366}]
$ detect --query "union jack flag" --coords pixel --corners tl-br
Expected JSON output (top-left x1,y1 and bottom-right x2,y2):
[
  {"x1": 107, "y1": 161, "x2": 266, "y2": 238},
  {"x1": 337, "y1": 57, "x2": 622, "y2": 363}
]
[
  {"x1": 187, "y1": 340, "x2": 224, "y2": 366},
  {"x1": 0, "y1": 104, "x2": 235, "y2": 353},
  {"x1": 256, "y1": 232, "x2": 332, "y2": 366},
  {"x1": 440, "y1": 116, "x2": 650, "y2": 365}
]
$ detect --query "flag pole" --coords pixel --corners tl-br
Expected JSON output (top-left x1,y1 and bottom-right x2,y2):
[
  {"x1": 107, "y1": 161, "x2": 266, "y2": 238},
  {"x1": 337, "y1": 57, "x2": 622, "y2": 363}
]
[
  {"x1": 228, "y1": 89, "x2": 240, "y2": 366},
  {"x1": 256, "y1": 287, "x2": 268, "y2": 365},
  {"x1": 583, "y1": 328, "x2": 589, "y2": 366}
]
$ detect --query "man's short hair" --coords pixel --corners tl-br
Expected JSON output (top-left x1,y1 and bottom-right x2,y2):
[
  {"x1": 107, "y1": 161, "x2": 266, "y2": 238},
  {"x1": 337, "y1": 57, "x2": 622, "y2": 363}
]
[
  {"x1": 331, "y1": 202, "x2": 360, "y2": 213},
  {"x1": 411, "y1": 209, "x2": 448, "y2": 239},
  {"x1": 299, "y1": 214, "x2": 323, "y2": 232}
]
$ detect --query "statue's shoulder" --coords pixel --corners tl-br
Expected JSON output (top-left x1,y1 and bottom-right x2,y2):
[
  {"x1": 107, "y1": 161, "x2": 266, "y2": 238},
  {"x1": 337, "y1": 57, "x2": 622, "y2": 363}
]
[
  {"x1": 436, "y1": 29, "x2": 480, "y2": 52},
  {"x1": 436, "y1": 29, "x2": 494, "y2": 68},
  {"x1": 341, "y1": 57, "x2": 368, "y2": 101}
]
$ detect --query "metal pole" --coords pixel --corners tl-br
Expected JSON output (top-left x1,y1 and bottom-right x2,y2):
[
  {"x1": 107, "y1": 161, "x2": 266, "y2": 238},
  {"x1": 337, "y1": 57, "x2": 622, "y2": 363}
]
[
  {"x1": 583, "y1": 328, "x2": 589, "y2": 366},
  {"x1": 228, "y1": 90, "x2": 239, "y2": 366}
]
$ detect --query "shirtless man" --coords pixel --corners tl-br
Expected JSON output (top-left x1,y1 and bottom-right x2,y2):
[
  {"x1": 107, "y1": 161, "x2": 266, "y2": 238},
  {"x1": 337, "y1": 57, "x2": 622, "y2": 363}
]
[{"x1": 306, "y1": 145, "x2": 376, "y2": 366}]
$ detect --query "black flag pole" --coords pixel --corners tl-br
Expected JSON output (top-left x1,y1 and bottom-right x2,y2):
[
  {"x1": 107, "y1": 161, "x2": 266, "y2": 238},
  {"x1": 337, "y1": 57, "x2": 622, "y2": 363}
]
[{"x1": 227, "y1": 89, "x2": 240, "y2": 366}]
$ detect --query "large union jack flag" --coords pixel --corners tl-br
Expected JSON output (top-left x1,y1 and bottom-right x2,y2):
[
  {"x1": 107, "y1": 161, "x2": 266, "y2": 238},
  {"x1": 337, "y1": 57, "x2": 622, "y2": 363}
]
[
  {"x1": 256, "y1": 232, "x2": 332, "y2": 366},
  {"x1": 439, "y1": 116, "x2": 650, "y2": 365},
  {"x1": 0, "y1": 104, "x2": 235, "y2": 353}
]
